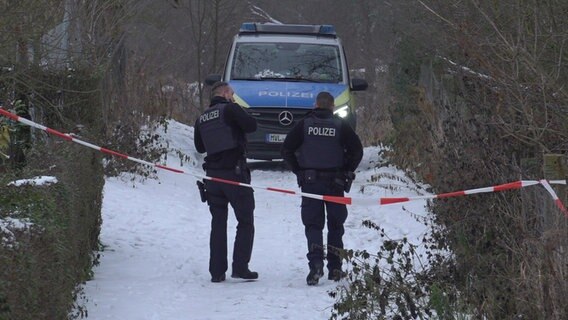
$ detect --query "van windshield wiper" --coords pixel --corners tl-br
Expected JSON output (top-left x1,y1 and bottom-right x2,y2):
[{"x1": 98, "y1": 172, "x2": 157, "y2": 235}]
[
  {"x1": 257, "y1": 77, "x2": 323, "y2": 83},
  {"x1": 231, "y1": 77, "x2": 264, "y2": 81}
]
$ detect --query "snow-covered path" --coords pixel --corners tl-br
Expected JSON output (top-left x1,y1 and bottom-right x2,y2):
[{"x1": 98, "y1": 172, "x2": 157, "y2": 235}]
[{"x1": 81, "y1": 121, "x2": 430, "y2": 320}]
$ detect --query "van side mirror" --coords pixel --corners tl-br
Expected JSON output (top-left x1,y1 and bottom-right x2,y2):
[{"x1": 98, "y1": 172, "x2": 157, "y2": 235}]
[
  {"x1": 350, "y1": 78, "x2": 368, "y2": 91},
  {"x1": 205, "y1": 74, "x2": 222, "y2": 86}
]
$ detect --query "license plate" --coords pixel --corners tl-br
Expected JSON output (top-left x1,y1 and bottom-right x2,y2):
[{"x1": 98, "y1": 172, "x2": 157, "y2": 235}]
[{"x1": 266, "y1": 133, "x2": 287, "y2": 143}]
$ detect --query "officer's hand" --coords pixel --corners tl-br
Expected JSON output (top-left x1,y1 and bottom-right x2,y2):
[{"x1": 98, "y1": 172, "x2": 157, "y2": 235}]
[
  {"x1": 345, "y1": 171, "x2": 356, "y2": 181},
  {"x1": 294, "y1": 170, "x2": 303, "y2": 187},
  {"x1": 343, "y1": 171, "x2": 356, "y2": 193}
]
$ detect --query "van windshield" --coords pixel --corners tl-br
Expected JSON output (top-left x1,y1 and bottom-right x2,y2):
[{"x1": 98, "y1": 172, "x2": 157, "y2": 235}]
[{"x1": 230, "y1": 42, "x2": 343, "y2": 83}]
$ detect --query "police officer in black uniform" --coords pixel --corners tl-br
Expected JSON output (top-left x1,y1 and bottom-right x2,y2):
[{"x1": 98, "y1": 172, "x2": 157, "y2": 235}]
[
  {"x1": 281, "y1": 91, "x2": 363, "y2": 286},
  {"x1": 194, "y1": 81, "x2": 258, "y2": 283}
]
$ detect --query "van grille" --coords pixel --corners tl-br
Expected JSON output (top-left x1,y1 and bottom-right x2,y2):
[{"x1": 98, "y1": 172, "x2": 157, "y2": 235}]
[{"x1": 246, "y1": 108, "x2": 310, "y2": 131}]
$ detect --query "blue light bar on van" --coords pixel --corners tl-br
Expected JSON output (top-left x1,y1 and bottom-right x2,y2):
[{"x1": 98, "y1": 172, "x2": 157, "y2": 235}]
[
  {"x1": 240, "y1": 23, "x2": 257, "y2": 32},
  {"x1": 318, "y1": 25, "x2": 336, "y2": 35},
  {"x1": 239, "y1": 23, "x2": 337, "y2": 37}
]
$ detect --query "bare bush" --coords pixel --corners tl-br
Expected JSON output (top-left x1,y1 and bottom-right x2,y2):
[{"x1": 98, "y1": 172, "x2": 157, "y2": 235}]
[{"x1": 383, "y1": 1, "x2": 568, "y2": 318}]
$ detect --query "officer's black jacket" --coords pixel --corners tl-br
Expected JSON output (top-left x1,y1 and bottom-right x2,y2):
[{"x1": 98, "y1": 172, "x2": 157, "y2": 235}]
[
  {"x1": 281, "y1": 108, "x2": 363, "y2": 173},
  {"x1": 194, "y1": 96, "x2": 257, "y2": 169}
]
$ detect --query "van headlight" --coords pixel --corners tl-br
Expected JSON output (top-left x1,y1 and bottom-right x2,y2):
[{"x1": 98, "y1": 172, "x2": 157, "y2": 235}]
[{"x1": 333, "y1": 105, "x2": 350, "y2": 118}]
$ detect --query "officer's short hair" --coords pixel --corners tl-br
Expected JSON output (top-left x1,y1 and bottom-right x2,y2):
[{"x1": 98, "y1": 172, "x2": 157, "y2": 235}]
[
  {"x1": 316, "y1": 92, "x2": 334, "y2": 109},
  {"x1": 211, "y1": 81, "x2": 229, "y2": 98}
]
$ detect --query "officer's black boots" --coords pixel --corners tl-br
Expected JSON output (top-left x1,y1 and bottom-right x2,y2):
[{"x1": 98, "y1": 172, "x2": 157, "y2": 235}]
[
  {"x1": 306, "y1": 265, "x2": 324, "y2": 286},
  {"x1": 231, "y1": 268, "x2": 259, "y2": 280},
  {"x1": 328, "y1": 269, "x2": 346, "y2": 281},
  {"x1": 212, "y1": 269, "x2": 258, "y2": 282},
  {"x1": 211, "y1": 273, "x2": 226, "y2": 283}
]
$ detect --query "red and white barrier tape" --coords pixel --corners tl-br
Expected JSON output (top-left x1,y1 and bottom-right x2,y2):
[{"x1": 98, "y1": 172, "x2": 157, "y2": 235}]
[
  {"x1": 539, "y1": 179, "x2": 567, "y2": 215},
  {"x1": 1, "y1": 107, "x2": 566, "y2": 215},
  {"x1": 378, "y1": 180, "x2": 567, "y2": 217}
]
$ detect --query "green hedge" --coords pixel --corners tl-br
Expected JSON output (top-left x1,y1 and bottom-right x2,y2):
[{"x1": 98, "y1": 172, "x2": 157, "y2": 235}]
[
  {"x1": 0, "y1": 67, "x2": 105, "y2": 319},
  {"x1": 0, "y1": 140, "x2": 103, "y2": 320}
]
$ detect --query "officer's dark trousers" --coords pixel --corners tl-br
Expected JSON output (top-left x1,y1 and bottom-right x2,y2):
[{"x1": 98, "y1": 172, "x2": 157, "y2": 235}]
[
  {"x1": 205, "y1": 168, "x2": 255, "y2": 277},
  {"x1": 301, "y1": 179, "x2": 348, "y2": 272}
]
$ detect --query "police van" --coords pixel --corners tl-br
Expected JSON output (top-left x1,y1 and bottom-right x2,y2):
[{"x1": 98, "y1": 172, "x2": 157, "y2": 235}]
[{"x1": 205, "y1": 22, "x2": 367, "y2": 160}]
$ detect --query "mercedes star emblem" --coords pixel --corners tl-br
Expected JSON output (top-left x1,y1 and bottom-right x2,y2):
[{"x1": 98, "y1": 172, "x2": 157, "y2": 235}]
[{"x1": 278, "y1": 111, "x2": 293, "y2": 126}]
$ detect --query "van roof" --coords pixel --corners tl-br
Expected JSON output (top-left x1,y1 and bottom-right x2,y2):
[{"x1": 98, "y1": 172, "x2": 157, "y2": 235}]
[{"x1": 239, "y1": 22, "x2": 337, "y2": 38}]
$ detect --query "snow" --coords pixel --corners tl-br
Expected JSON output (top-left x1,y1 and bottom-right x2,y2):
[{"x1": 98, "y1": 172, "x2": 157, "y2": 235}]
[
  {"x1": 439, "y1": 56, "x2": 492, "y2": 80},
  {"x1": 80, "y1": 120, "x2": 431, "y2": 319},
  {"x1": 0, "y1": 217, "x2": 35, "y2": 248},
  {"x1": 7, "y1": 175, "x2": 58, "y2": 187}
]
